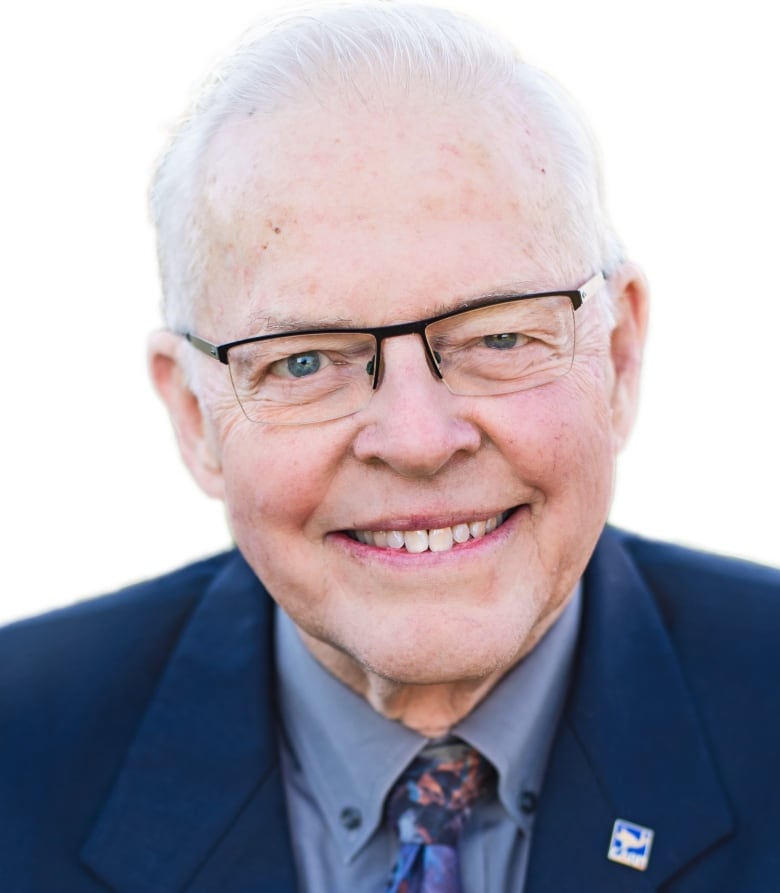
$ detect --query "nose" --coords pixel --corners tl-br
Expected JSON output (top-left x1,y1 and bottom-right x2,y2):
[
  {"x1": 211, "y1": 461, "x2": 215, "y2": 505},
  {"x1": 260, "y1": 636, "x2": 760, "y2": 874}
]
[{"x1": 351, "y1": 334, "x2": 482, "y2": 477}]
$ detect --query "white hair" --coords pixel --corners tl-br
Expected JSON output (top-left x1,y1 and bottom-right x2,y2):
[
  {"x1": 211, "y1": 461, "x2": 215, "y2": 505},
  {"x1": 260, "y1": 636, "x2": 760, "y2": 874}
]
[{"x1": 151, "y1": 1, "x2": 623, "y2": 331}]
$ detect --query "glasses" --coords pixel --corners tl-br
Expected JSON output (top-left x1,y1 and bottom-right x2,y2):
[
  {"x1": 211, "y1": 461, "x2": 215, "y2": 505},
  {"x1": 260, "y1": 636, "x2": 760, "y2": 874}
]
[{"x1": 181, "y1": 272, "x2": 604, "y2": 425}]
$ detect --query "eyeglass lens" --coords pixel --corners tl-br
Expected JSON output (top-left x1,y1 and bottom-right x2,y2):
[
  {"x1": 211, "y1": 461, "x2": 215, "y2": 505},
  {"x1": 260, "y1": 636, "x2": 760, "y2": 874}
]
[{"x1": 226, "y1": 294, "x2": 575, "y2": 424}]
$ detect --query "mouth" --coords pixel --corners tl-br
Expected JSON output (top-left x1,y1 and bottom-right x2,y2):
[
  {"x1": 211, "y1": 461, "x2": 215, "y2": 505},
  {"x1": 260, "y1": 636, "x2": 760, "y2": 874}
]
[{"x1": 344, "y1": 508, "x2": 515, "y2": 554}]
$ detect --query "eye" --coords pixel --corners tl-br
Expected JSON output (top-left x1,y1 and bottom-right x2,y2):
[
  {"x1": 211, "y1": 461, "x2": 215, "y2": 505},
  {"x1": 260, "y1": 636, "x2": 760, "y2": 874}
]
[
  {"x1": 273, "y1": 351, "x2": 329, "y2": 378},
  {"x1": 483, "y1": 332, "x2": 524, "y2": 349}
]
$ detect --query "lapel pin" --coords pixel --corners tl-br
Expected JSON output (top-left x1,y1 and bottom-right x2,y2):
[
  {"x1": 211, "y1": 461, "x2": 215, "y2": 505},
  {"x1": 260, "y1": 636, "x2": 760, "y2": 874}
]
[{"x1": 607, "y1": 818, "x2": 654, "y2": 871}]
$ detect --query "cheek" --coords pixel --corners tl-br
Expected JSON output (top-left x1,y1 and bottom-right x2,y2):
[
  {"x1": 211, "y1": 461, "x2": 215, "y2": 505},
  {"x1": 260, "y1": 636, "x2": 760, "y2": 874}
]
[
  {"x1": 487, "y1": 374, "x2": 616, "y2": 512},
  {"x1": 224, "y1": 441, "x2": 307, "y2": 524},
  {"x1": 215, "y1": 422, "x2": 347, "y2": 552}
]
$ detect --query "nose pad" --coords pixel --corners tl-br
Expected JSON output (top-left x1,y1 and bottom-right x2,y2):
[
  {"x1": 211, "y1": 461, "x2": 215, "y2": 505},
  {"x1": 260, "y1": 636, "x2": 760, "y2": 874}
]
[
  {"x1": 368, "y1": 332, "x2": 444, "y2": 390},
  {"x1": 419, "y1": 333, "x2": 444, "y2": 380}
]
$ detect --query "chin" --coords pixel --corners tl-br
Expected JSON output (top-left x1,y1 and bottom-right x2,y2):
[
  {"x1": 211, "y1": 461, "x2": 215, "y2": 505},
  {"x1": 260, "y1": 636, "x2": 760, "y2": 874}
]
[
  {"x1": 354, "y1": 626, "x2": 525, "y2": 687},
  {"x1": 351, "y1": 588, "x2": 574, "y2": 689}
]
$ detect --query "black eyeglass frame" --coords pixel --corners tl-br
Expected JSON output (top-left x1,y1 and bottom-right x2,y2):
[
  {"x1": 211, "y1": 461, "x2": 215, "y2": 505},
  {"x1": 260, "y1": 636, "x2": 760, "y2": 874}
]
[{"x1": 181, "y1": 271, "x2": 605, "y2": 390}]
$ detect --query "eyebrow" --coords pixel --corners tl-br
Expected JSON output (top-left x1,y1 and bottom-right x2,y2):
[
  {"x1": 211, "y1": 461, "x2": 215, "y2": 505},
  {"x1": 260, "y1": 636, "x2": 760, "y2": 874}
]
[
  {"x1": 451, "y1": 283, "x2": 549, "y2": 312},
  {"x1": 247, "y1": 312, "x2": 353, "y2": 334},
  {"x1": 245, "y1": 280, "x2": 550, "y2": 335}
]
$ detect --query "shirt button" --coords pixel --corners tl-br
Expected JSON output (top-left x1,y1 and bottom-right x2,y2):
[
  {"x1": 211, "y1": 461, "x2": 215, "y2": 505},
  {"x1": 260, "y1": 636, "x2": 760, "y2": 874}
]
[
  {"x1": 519, "y1": 791, "x2": 538, "y2": 814},
  {"x1": 339, "y1": 806, "x2": 363, "y2": 831}
]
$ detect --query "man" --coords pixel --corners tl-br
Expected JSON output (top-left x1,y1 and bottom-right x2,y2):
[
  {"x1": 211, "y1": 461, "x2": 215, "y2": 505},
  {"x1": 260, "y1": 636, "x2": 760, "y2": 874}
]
[{"x1": 2, "y1": 3, "x2": 778, "y2": 891}]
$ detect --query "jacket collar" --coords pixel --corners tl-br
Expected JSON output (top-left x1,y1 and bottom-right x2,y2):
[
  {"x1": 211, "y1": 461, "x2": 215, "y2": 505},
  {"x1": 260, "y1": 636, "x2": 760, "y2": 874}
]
[
  {"x1": 526, "y1": 527, "x2": 734, "y2": 891},
  {"x1": 81, "y1": 551, "x2": 297, "y2": 893}
]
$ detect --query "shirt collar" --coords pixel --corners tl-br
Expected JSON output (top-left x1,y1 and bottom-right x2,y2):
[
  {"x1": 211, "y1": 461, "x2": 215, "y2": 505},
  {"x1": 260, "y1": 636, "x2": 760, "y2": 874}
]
[
  {"x1": 455, "y1": 585, "x2": 582, "y2": 829},
  {"x1": 275, "y1": 611, "x2": 424, "y2": 860},
  {"x1": 275, "y1": 585, "x2": 581, "y2": 861}
]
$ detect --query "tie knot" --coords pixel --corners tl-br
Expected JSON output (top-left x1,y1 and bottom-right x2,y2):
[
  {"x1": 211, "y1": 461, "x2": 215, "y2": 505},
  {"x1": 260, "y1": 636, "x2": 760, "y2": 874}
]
[{"x1": 386, "y1": 741, "x2": 495, "y2": 847}]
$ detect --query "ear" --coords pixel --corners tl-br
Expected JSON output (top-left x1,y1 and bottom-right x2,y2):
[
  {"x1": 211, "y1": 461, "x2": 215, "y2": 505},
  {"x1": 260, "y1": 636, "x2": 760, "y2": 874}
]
[
  {"x1": 606, "y1": 262, "x2": 649, "y2": 451},
  {"x1": 148, "y1": 330, "x2": 225, "y2": 500}
]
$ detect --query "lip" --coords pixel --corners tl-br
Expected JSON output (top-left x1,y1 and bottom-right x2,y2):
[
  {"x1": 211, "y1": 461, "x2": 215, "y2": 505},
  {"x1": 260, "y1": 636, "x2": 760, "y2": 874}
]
[
  {"x1": 331, "y1": 505, "x2": 526, "y2": 565},
  {"x1": 341, "y1": 506, "x2": 519, "y2": 534}
]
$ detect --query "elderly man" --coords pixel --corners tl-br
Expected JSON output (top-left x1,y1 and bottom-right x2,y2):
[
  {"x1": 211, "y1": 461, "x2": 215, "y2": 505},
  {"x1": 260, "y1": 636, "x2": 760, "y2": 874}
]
[{"x1": 2, "y1": 3, "x2": 779, "y2": 891}]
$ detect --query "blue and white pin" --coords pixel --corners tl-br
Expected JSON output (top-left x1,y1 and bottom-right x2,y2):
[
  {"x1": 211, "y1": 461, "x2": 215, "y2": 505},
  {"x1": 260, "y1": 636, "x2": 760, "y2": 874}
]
[{"x1": 607, "y1": 818, "x2": 654, "y2": 871}]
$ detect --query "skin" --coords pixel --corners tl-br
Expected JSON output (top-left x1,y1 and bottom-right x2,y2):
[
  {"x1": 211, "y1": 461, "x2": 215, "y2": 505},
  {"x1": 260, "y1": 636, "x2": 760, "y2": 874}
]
[{"x1": 150, "y1": 92, "x2": 648, "y2": 738}]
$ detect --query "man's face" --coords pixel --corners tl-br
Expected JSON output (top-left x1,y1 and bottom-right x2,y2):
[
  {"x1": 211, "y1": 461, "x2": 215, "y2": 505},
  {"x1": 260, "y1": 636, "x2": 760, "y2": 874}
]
[{"x1": 161, "y1": 94, "x2": 645, "y2": 687}]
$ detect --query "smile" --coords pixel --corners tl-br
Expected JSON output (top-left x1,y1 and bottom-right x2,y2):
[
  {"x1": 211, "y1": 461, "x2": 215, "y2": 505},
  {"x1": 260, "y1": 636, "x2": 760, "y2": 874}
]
[{"x1": 347, "y1": 510, "x2": 511, "y2": 553}]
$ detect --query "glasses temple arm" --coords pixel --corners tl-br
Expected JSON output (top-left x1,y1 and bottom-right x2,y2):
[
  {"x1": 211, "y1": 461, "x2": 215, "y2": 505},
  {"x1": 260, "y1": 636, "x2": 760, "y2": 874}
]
[{"x1": 180, "y1": 332, "x2": 225, "y2": 362}]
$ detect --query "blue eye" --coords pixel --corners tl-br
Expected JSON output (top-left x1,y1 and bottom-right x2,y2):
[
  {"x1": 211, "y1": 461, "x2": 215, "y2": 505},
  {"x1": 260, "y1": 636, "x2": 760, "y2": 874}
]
[
  {"x1": 286, "y1": 352, "x2": 322, "y2": 377},
  {"x1": 483, "y1": 333, "x2": 518, "y2": 349}
]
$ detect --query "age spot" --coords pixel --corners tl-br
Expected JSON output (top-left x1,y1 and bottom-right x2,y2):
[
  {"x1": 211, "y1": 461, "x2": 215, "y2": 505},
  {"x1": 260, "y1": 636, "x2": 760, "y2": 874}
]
[{"x1": 439, "y1": 142, "x2": 462, "y2": 156}]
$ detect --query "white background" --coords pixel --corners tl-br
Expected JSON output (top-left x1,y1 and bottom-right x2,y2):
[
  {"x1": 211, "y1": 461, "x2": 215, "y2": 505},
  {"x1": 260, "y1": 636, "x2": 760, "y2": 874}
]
[{"x1": 2, "y1": 0, "x2": 778, "y2": 625}]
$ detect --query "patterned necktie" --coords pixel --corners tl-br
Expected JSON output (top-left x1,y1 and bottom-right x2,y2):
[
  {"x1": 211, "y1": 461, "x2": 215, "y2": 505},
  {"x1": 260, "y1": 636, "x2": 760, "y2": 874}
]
[{"x1": 385, "y1": 740, "x2": 495, "y2": 893}]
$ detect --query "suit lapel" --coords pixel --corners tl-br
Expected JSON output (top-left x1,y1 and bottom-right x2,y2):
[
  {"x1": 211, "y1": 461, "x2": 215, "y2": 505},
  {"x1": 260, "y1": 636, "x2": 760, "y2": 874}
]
[
  {"x1": 526, "y1": 528, "x2": 734, "y2": 891},
  {"x1": 80, "y1": 552, "x2": 297, "y2": 893}
]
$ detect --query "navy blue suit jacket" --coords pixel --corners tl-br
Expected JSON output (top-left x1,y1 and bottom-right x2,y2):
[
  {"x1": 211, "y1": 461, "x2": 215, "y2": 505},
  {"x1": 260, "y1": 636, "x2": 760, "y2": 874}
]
[{"x1": 2, "y1": 527, "x2": 780, "y2": 892}]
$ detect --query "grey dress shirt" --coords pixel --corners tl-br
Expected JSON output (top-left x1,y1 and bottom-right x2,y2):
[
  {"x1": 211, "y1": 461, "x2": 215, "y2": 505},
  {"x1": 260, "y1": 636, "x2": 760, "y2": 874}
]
[{"x1": 274, "y1": 587, "x2": 581, "y2": 893}]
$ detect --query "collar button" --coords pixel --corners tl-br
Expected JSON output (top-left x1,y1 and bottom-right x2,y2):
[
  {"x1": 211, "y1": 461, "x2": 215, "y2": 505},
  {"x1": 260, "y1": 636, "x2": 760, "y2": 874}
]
[
  {"x1": 519, "y1": 790, "x2": 538, "y2": 814},
  {"x1": 339, "y1": 806, "x2": 363, "y2": 831}
]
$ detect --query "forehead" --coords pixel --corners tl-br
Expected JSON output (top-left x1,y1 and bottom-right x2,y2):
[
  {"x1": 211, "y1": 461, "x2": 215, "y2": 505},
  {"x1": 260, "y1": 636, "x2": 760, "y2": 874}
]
[{"x1": 197, "y1": 94, "x2": 575, "y2": 334}]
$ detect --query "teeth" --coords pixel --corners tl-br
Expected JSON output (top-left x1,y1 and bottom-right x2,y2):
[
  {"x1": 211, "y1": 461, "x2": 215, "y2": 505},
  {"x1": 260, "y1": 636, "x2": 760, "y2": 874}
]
[
  {"x1": 386, "y1": 530, "x2": 405, "y2": 549},
  {"x1": 452, "y1": 523, "x2": 470, "y2": 543},
  {"x1": 351, "y1": 512, "x2": 508, "y2": 553},
  {"x1": 428, "y1": 527, "x2": 454, "y2": 552},
  {"x1": 469, "y1": 520, "x2": 486, "y2": 538},
  {"x1": 404, "y1": 530, "x2": 429, "y2": 554}
]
